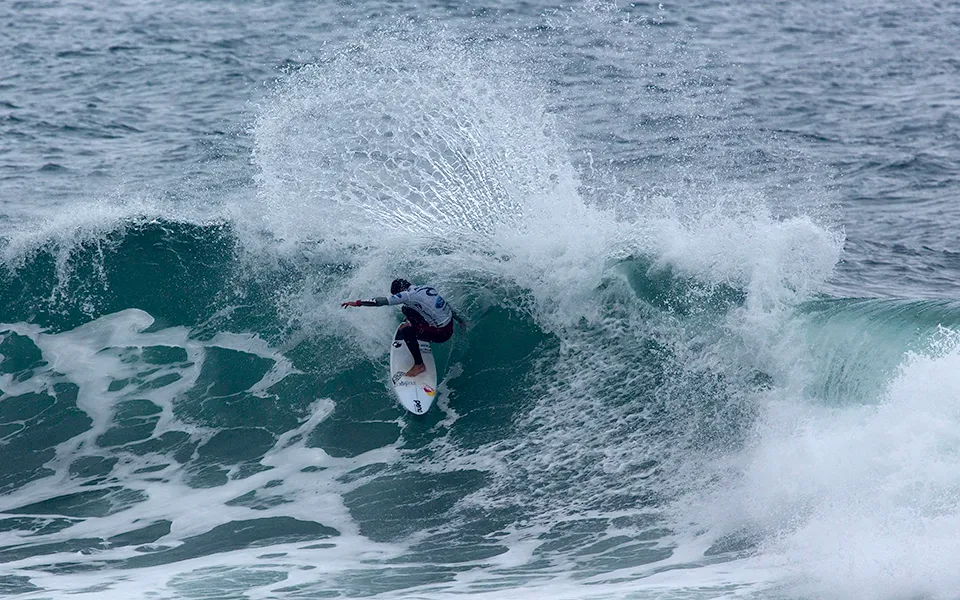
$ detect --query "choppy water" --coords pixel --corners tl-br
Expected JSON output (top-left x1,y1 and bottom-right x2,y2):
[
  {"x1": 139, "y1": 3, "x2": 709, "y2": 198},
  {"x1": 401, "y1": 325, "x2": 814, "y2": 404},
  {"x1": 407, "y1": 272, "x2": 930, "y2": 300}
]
[{"x1": 2, "y1": 1, "x2": 960, "y2": 598}]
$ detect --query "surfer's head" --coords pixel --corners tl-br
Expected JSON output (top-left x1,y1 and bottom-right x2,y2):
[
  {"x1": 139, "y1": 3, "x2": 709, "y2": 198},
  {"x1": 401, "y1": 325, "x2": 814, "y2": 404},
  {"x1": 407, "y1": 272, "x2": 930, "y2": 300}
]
[{"x1": 390, "y1": 279, "x2": 411, "y2": 295}]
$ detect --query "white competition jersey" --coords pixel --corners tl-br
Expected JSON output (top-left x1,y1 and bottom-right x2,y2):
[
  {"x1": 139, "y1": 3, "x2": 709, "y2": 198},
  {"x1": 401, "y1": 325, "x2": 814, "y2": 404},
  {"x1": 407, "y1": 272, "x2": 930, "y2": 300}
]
[{"x1": 387, "y1": 285, "x2": 452, "y2": 327}]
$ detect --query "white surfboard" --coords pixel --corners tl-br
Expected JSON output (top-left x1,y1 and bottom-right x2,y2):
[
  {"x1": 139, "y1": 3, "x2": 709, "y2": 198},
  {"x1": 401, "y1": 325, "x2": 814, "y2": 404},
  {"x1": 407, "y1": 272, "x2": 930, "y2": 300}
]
[{"x1": 389, "y1": 325, "x2": 438, "y2": 415}]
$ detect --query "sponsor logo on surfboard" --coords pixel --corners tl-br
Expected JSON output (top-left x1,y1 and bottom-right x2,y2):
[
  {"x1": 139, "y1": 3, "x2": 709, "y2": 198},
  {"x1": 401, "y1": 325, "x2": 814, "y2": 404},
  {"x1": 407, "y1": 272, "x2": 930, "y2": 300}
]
[{"x1": 423, "y1": 386, "x2": 435, "y2": 396}]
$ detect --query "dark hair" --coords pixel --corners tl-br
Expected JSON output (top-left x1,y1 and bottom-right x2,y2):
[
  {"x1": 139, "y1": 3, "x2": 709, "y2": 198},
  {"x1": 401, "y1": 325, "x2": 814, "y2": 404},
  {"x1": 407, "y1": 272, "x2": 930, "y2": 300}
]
[{"x1": 390, "y1": 278, "x2": 411, "y2": 295}]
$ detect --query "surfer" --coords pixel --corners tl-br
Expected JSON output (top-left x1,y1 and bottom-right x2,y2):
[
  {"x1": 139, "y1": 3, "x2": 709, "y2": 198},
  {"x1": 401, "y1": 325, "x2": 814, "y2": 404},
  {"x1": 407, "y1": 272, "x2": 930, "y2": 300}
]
[{"x1": 341, "y1": 279, "x2": 466, "y2": 377}]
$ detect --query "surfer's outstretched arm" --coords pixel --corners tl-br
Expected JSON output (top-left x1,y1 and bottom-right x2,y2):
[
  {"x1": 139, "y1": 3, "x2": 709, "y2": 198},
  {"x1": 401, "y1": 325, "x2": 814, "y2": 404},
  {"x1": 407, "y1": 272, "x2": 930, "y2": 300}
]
[{"x1": 341, "y1": 297, "x2": 389, "y2": 308}]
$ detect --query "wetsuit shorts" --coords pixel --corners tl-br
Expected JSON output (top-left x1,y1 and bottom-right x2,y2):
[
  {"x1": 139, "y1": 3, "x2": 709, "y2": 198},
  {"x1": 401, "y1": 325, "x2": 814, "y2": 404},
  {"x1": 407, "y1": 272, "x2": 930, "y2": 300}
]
[{"x1": 401, "y1": 306, "x2": 453, "y2": 343}]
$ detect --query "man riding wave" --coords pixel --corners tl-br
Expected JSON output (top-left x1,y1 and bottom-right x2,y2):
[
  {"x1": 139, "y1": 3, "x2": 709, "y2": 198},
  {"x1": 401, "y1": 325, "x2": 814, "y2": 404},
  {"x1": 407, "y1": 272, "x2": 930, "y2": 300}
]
[{"x1": 341, "y1": 279, "x2": 466, "y2": 377}]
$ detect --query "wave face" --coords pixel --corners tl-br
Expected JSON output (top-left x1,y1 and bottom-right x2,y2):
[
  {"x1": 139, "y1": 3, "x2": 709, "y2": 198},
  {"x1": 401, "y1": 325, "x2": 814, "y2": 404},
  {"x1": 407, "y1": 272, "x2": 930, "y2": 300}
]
[{"x1": 3, "y1": 1, "x2": 960, "y2": 599}]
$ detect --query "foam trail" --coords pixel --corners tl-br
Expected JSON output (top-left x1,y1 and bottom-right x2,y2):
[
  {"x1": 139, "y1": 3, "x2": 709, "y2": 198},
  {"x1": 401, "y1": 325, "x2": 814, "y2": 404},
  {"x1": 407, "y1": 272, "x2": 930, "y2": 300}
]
[{"x1": 0, "y1": 310, "x2": 416, "y2": 599}]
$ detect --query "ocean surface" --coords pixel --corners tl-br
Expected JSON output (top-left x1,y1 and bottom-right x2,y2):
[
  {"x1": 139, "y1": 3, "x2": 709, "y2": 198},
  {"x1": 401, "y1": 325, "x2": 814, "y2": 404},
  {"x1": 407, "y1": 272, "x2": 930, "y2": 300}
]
[{"x1": 2, "y1": 1, "x2": 960, "y2": 598}]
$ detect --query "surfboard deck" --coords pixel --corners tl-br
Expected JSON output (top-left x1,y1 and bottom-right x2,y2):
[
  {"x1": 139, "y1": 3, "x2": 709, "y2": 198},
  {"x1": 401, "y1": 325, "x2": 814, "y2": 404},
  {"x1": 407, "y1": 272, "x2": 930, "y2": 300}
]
[{"x1": 389, "y1": 325, "x2": 438, "y2": 415}]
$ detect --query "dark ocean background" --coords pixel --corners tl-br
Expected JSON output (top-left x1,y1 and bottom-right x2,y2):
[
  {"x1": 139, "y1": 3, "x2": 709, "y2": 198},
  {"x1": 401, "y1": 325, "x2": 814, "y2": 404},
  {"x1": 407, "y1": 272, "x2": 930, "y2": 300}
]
[{"x1": 3, "y1": 1, "x2": 960, "y2": 598}]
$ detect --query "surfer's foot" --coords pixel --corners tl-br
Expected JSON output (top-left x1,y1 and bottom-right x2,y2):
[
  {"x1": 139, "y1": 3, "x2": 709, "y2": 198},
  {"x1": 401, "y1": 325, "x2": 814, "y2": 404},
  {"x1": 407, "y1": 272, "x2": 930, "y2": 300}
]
[{"x1": 405, "y1": 363, "x2": 426, "y2": 377}]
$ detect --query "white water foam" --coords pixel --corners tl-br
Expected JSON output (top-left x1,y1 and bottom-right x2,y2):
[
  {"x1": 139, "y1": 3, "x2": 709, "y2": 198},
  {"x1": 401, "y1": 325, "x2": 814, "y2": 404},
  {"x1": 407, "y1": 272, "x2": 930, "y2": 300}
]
[
  {"x1": 0, "y1": 310, "x2": 417, "y2": 599},
  {"x1": 683, "y1": 328, "x2": 960, "y2": 599}
]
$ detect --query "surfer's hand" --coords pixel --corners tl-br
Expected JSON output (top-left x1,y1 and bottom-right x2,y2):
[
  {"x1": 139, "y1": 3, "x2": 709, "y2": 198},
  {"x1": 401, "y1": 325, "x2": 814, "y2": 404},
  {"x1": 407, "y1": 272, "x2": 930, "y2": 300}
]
[{"x1": 341, "y1": 300, "x2": 361, "y2": 308}]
